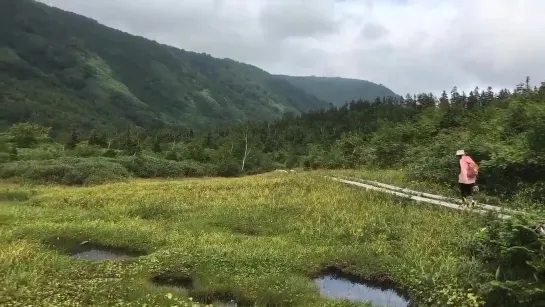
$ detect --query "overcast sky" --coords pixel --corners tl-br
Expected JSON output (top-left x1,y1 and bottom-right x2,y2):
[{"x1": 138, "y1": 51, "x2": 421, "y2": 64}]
[{"x1": 43, "y1": 0, "x2": 545, "y2": 96}]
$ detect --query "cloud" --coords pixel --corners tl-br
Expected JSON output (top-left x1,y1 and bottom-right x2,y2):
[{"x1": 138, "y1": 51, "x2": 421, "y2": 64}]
[
  {"x1": 259, "y1": 0, "x2": 339, "y2": 39},
  {"x1": 43, "y1": 0, "x2": 545, "y2": 96},
  {"x1": 360, "y1": 23, "x2": 389, "y2": 41}
]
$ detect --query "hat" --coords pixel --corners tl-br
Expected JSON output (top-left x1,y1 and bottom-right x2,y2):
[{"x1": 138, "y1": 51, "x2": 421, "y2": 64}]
[{"x1": 456, "y1": 149, "x2": 465, "y2": 156}]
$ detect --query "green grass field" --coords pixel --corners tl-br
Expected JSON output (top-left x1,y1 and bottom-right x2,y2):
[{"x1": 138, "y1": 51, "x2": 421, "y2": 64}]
[{"x1": 0, "y1": 171, "x2": 487, "y2": 306}]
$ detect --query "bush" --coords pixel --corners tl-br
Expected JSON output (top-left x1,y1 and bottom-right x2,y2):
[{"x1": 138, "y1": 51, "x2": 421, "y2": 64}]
[
  {"x1": 468, "y1": 217, "x2": 545, "y2": 307},
  {"x1": 102, "y1": 149, "x2": 118, "y2": 157},
  {"x1": 213, "y1": 159, "x2": 241, "y2": 177},
  {"x1": 165, "y1": 151, "x2": 178, "y2": 161},
  {"x1": 0, "y1": 158, "x2": 130, "y2": 185},
  {"x1": 16, "y1": 146, "x2": 63, "y2": 161},
  {"x1": 115, "y1": 155, "x2": 214, "y2": 178},
  {"x1": 68, "y1": 142, "x2": 102, "y2": 157},
  {"x1": 0, "y1": 152, "x2": 9, "y2": 163}
]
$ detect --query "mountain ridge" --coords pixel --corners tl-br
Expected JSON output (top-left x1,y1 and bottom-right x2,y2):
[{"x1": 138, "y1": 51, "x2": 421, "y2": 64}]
[
  {"x1": 1, "y1": 0, "x2": 397, "y2": 133},
  {"x1": 276, "y1": 75, "x2": 400, "y2": 106}
]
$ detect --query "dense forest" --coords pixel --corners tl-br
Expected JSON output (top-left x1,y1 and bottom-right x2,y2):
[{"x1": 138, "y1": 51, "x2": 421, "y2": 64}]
[
  {"x1": 3, "y1": 78, "x2": 545, "y2": 205},
  {"x1": 277, "y1": 75, "x2": 399, "y2": 106}
]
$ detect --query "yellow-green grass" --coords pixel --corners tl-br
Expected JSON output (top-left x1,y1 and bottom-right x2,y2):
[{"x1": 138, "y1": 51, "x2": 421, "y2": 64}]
[{"x1": 0, "y1": 171, "x2": 486, "y2": 306}]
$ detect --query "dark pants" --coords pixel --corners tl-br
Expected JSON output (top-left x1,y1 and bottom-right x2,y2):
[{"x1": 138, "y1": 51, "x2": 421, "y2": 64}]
[{"x1": 460, "y1": 183, "x2": 474, "y2": 199}]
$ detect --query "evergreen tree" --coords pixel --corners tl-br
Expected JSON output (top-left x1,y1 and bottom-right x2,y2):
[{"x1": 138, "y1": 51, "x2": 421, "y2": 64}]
[
  {"x1": 89, "y1": 131, "x2": 108, "y2": 147},
  {"x1": 438, "y1": 90, "x2": 450, "y2": 109},
  {"x1": 467, "y1": 90, "x2": 479, "y2": 110},
  {"x1": 152, "y1": 137, "x2": 162, "y2": 153},
  {"x1": 65, "y1": 129, "x2": 79, "y2": 150},
  {"x1": 8, "y1": 146, "x2": 18, "y2": 161},
  {"x1": 450, "y1": 86, "x2": 461, "y2": 108}
]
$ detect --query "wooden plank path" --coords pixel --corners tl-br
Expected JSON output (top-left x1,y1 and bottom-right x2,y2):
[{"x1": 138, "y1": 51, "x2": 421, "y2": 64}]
[
  {"x1": 345, "y1": 177, "x2": 525, "y2": 216},
  {"x1": 327, "y1": 176, "x2": 513, "y2": 219}
]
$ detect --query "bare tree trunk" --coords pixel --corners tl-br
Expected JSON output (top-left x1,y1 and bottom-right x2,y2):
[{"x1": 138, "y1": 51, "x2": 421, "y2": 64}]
[
  {"x1": 107, "y1": 140, "x2": 112, "y2": 150},
  {"x1": 241, "y1": 131, "x2": 250, "y2": 171}
]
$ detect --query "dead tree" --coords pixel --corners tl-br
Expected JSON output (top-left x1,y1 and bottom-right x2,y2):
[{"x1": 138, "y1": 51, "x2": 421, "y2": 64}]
[{"x1": 241, "y1": 129, "x2": 250, "y2": 172}]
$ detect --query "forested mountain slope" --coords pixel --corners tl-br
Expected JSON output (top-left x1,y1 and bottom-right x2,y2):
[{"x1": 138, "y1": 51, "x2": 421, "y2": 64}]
[
  {"x1": 277, "y1": 75, "x2": 399, "y2": 106},
  {"x1": 0, "y1": 0, "x2": 329, "y2": 133}
]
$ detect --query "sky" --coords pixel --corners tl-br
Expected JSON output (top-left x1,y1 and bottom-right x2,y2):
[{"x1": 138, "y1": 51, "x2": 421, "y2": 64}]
[{"x1": 41, "y1": 0, "x2": 545, "y2": 96}]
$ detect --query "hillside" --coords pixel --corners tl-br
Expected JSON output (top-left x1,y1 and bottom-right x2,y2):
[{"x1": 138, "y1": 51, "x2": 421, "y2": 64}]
[
  {"x1": 0, "y1": 0, "x2": 329, "y2": 133},
  {"x1": 277, "y1": 75, "x2": 399, "y2": 106}
]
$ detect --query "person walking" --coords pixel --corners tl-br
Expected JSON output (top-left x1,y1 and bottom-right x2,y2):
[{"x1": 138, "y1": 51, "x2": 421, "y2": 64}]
[{"x1": 456, "y1": 149, "x2": 479, "y2": 208}]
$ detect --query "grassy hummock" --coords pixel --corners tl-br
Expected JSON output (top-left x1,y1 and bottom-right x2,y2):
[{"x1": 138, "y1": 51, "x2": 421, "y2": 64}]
[{"x1": 0, "y1": 171, "x2": 486, "y2": 306}]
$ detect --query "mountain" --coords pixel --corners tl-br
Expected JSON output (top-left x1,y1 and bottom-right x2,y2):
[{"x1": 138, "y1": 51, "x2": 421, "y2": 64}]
[
  {"x1": 277, "y1": 75, "x2": 399, "y2": 106},
  {"x1": 0, "y1": 0, "x2": 329, "y2": 133}
]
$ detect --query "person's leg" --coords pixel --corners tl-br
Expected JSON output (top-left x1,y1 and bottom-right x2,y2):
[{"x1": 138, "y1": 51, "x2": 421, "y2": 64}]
[
  {"x1": 460, "y1": 183, "x2": 468, "y2": 206},
  {"x1": 467, "y1": 183, "x2": 475, "y2": 208},
  {"x1": 460, "y1": 184, "x2": 473, "y2": 207}
]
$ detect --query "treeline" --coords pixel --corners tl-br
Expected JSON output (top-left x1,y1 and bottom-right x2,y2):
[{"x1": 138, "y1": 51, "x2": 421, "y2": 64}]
[{"x1": 3, "y1": 78, "x2": 545, "y2": 202}]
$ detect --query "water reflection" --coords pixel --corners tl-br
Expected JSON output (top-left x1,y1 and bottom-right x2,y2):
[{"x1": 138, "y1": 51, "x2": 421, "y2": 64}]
[
  {"x1": 71, "y1": 247, "x2": 136, "y2": 260},
  {"x1": 314, "y1": 274, "x2": 409, "y2": 307}
]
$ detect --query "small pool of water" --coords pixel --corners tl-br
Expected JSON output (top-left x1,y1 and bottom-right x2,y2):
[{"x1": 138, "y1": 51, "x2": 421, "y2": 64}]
[
  {"x1": 71, "y1": 248, "x2": 136, "y2": 260},
  {"x1": 314, "y1": 275, "x2": 409, "y2": 307},
  {"x1": 151, "y1": 275, "x2": 239, "y2": 307}
]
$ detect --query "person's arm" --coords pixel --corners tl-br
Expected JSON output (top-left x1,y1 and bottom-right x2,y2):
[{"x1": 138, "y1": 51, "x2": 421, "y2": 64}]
[{"x1": 468, "y1": 156, "x2": 478, "y2": 177}]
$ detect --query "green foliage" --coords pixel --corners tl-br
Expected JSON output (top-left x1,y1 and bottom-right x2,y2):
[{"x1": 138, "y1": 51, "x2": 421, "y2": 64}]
[
  {"x1": 68, "y1": 142, "x2": 102, "y2": 158},
  {"x1": 8, "y1": 146, "x2": 18, "y2": 161},
  {"x1": 468, "y1": 217, "x2": 545, "y2": 307},
  {"x1": 0, "y1": 158, "x2": 130, "y2": 185},
  {"x1": 7, "y1": 122, "x2": 51, "y2": 148},
  {"x1": 116, "y1": 156, "x2": 213, "y2": 178},
  {"x1": 152, "y1": 138, "x2": 162, "y2": 153},
  {"x1": 64, "y1": 129, "x2": 79, "y2": 150},
  {"x1": 88, "y1": 131, "x2": 108, "y2": 148}
]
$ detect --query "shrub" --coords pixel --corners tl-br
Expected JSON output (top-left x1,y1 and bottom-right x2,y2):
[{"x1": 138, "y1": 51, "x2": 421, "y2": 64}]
[
  {"x1": 0, "y1": 152, "x2": 9, "y2": 163},
  {"x1": 68, "y1": 142, "x2": 102, "y2": 158},
  {"x1": 115, "y1": 155, "x2": 213, "y2": 178},
  {"x1": 102, "y1": 149, "x2": 118, "y2": 157},
  {"x1": 16, "y1": 146, "x2": 63, "y2": 161},
  {"x1": 467, "y1": 217, "x2": 545, "y2": 307},
  {"x1": 0, "y1": 158, "x2": 130, "y2": 185},
  {"x1": 213, "y1": 159, "x2": 241, "y2": 177}
]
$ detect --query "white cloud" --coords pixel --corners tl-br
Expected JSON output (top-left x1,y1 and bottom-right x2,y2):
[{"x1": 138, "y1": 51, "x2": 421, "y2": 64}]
[{"x1": 44, "y1": 0, "x2": 545, "y2": 96}]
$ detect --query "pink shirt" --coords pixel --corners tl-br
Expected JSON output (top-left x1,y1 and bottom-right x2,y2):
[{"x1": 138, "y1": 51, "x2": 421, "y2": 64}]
[{"x1": 459, "y1": 155, "x2": 477, "y2": 184}]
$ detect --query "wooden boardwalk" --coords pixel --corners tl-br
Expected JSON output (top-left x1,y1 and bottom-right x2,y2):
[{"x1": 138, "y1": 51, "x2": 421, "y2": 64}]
[{"x1": 328, "y1": 176, "x2": 514, "y2": 219}]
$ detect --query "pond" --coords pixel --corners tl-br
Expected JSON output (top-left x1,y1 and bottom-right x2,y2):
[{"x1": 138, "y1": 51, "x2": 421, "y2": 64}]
[
  {"x1": 314, "y1": 274, "x2": 410, "y2": 307},
  {"x1": 151, "y1": 274, "x2": 241, "y2": 306},
  {"x1": 71, "y1": 248, "x2": 137, "y2": 260},
  {"x1": 67, "y1": 241, "x2": 144, "y2": 260}
]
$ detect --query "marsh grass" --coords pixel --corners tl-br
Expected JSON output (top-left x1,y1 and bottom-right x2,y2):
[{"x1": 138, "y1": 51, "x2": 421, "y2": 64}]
[{"x1": 0, "y1": 171, "x2": 489, "y2": 306}]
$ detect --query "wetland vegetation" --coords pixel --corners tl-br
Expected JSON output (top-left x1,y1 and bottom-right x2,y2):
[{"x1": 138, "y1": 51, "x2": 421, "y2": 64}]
[{"x1": 1, "y1": 171, "x2": 491, "y2": 306}]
